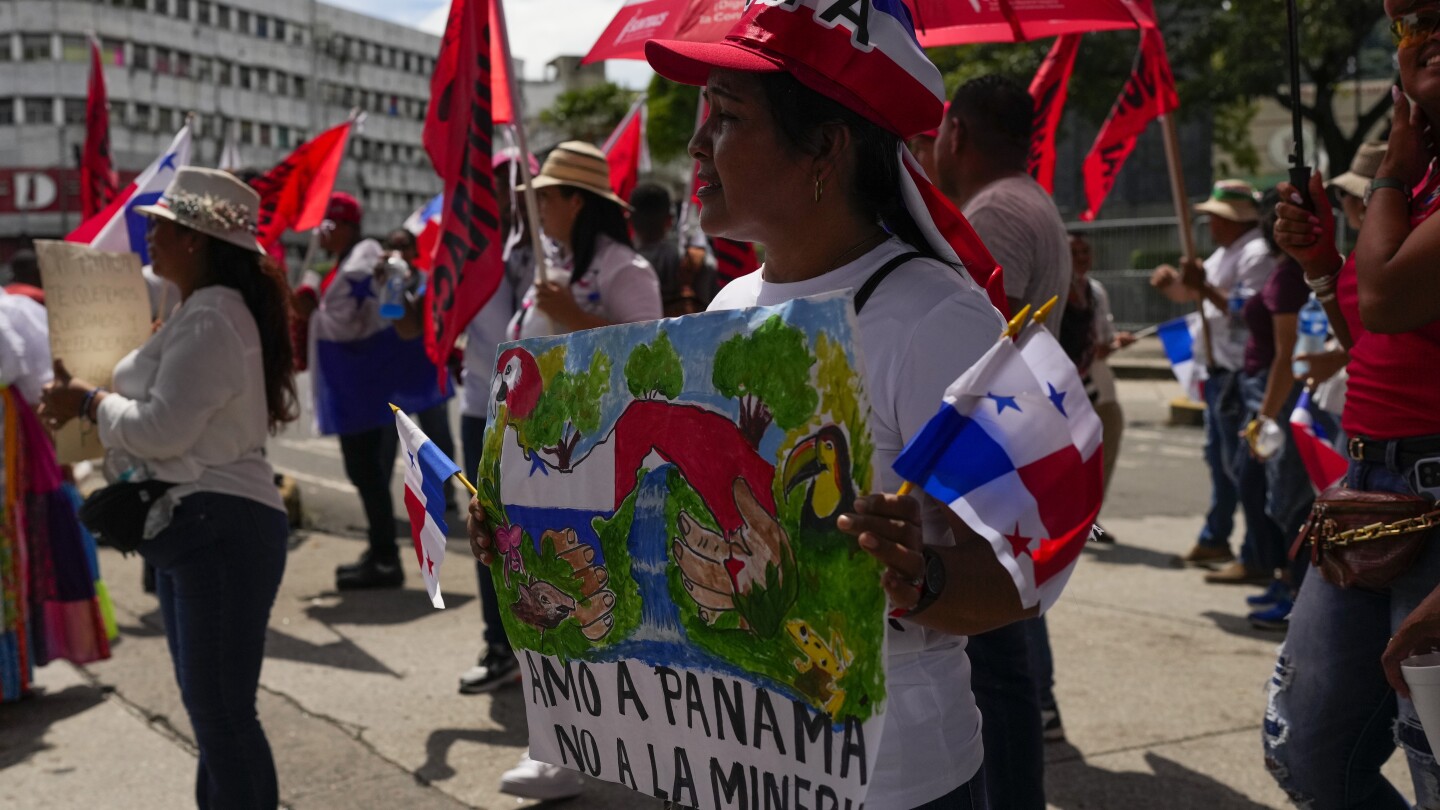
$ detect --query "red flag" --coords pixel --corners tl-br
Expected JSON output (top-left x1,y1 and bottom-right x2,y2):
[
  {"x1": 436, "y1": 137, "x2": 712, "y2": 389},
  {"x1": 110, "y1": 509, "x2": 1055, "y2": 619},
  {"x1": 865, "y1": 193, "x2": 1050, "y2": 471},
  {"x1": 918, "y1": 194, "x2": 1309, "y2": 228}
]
[
  {"x1": 1027, "y1": 34, "x2": 1081, "y2": 193},
  {"x1": 602, "y1": 96, "x2": 649, "y2": 204},
  {"x1": 1079, "y1": 20, "x2": 1177, "y2": 221},
  {"x1": 80, "y1": 37, "x2": 118, "y2": 219},
  {"x1": 488, "y1": 0, "x2": 514, "y2": 124},
  {"x1": 249, "y1": 121, "x2": 352, "y2": 248},
  {"x1": 711, "y1": 237, "x2": 760, "y2": 288},
  {"x1": 423, "y1": 0, "x2": 504, "y2": 373}
]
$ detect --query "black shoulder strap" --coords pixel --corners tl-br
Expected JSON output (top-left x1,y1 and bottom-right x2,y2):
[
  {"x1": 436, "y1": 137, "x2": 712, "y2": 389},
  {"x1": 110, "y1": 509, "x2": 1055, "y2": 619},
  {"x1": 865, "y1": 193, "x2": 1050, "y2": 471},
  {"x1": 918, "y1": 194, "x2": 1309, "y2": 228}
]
[{"x1": 854, "y1": 251, "x2": 923, "y2": 314}]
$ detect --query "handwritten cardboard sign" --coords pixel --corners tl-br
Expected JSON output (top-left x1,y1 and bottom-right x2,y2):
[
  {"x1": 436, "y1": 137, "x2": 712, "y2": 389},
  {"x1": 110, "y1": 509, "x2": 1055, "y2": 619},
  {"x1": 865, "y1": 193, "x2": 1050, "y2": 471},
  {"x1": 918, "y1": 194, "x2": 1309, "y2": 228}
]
[
  {"x1": 479, "y1": 293, "x2": 887, "y2": 808},
  {"x1": 35, "y1": 240, "x2": 151, "y2": 462}
]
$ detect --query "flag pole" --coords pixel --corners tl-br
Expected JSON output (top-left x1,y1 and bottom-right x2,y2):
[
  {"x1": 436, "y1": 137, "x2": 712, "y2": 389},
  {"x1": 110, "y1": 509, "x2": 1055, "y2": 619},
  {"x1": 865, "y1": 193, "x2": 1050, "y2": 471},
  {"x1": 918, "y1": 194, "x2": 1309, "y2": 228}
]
[
  {"x1": 1158, "y1": 112, "x2": 1214, "y2": 370},
  {"x1": 492, "y1": 0, "x2": 549, "y2": 287}
]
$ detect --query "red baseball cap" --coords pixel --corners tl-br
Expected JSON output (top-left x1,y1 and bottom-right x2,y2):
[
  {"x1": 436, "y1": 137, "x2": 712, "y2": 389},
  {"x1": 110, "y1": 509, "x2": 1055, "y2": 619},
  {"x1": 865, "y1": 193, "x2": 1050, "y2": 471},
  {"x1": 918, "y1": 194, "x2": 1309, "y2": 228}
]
[
  {"x1": 325, "y1": 192, "x2": 362, "y2": 225},
  {"x1": 645, "y1": 0, "x2": 946, "y2": 139}
]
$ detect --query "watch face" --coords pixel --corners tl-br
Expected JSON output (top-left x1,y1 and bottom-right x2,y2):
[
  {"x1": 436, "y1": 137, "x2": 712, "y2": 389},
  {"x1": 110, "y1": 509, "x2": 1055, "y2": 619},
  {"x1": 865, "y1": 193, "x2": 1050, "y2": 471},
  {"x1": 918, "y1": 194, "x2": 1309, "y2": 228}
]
[{"x1": 924, "y1": 549, "x2": 945, "y2": 593}]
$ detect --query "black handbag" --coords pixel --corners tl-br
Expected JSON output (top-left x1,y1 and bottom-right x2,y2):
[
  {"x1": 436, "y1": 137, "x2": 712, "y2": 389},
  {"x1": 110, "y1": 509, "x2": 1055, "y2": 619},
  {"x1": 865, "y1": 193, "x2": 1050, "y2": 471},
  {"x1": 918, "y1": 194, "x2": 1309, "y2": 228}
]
[{"x1": 77, "y1": 480, "x2": 176, "y2": 553}]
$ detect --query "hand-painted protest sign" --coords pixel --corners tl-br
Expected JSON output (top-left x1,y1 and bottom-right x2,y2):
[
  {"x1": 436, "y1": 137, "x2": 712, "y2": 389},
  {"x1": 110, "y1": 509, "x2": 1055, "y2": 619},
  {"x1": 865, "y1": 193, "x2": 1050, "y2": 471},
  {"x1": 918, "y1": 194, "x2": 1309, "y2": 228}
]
[
  {"x1": 35, "y1": 239, "x2": 151, "y2": 462},
  {"x1": 478, "y1": 293, "x2": 886, "y2": 809}
]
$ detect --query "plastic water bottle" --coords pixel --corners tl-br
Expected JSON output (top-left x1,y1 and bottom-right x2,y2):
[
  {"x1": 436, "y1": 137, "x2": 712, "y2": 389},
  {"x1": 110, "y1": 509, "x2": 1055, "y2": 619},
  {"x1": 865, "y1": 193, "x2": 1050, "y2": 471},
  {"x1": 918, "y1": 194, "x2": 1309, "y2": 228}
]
[
  {"x1": 1226, "y1": 282, "x2": 1253, "y2": 355},
  {"x1": 1292, "y1": 294, "x2": 1329, "y2": 378},
  {"x1": 1254, "y1": 418, "x2": 1285, "y2": 460},
  {"x1": 378, "y1": 255, "x2": 410, "y2": 321}
]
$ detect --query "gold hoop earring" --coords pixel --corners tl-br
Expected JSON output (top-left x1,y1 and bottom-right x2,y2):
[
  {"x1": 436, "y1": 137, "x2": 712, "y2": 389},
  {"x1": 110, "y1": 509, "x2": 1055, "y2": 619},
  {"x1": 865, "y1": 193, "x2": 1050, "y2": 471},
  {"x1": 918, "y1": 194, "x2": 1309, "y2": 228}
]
[{"x1": 814, "y1": 175, "x2": 824, "y2": 204}]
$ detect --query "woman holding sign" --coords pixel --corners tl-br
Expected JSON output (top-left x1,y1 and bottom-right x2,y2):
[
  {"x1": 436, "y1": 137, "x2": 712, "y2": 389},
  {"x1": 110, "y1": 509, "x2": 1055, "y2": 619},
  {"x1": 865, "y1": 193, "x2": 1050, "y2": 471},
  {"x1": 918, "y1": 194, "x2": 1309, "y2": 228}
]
[
  {"x1": 471, "y1": 4, "x2": 1035, "y2": 808},
  {"x1": 40, "y1": 167, "x2": 297, "y2": 808}
]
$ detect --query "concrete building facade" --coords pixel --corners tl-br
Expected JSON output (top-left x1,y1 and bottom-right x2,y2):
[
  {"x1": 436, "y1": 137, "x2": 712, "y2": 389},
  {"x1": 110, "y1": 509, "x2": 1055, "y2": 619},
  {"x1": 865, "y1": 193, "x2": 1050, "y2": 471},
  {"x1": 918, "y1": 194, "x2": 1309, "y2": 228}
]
[{"x1": 0, "y1": 0, "x2": 443, "y2": 260}]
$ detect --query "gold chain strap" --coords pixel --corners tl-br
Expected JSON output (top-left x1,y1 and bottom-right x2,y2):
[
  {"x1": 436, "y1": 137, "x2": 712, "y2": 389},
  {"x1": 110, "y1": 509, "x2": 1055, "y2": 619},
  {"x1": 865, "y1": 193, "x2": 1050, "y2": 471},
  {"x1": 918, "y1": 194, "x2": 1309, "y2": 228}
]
[{"x1": 1324, "y1": 509, "x2": 1440, "y2": 546}]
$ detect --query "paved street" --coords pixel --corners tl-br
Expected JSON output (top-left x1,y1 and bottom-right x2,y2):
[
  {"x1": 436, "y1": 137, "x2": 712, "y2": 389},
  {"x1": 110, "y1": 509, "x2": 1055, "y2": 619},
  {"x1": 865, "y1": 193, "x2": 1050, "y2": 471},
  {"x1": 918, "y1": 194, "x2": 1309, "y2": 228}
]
[{"x1": 0, "y1": 366, "x2": 1417, "y2": 808}]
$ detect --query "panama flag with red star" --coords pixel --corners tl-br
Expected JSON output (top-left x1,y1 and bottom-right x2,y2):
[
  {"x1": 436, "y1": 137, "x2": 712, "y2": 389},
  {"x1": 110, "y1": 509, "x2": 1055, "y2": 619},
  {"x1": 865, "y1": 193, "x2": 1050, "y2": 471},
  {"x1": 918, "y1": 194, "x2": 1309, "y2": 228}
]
[
  {"x1": 893, "y1": 334, "x2": 1099, "y2": 612},
  {"x1": 393, "y1": 406, "x2": 463, "y2": 608}
]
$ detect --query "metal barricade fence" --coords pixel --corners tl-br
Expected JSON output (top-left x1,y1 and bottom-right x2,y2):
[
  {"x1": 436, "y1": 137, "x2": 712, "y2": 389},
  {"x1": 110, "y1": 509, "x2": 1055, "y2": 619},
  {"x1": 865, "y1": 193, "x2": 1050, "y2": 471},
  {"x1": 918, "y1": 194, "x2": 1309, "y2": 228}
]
[{"x1": 1065, "y1": 217, "x2": 1215, "y2": 332}]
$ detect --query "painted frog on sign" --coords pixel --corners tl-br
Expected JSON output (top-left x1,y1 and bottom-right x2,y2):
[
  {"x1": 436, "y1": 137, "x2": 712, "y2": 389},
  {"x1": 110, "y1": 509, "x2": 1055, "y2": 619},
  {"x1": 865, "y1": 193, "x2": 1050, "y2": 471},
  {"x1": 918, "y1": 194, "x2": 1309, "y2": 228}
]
[{"x1": 786, "y1": 618, "x2": 853, "y2": 717}]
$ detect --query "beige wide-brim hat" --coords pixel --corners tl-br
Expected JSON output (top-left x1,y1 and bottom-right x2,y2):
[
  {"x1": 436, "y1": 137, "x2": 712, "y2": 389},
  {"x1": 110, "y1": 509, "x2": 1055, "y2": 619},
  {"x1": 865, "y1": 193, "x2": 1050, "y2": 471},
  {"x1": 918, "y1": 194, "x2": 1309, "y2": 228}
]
[
  {"x1": 519, "y1": 141, "x2": 632, "y2": 210},
  {"x1": 1194, "y1": 178, "x2": 1260, "y2": 223},
  {"x1": 134, "y1": 166, "x2": 265, "y2": 254},
  {"x1": 1328, "y1": 141, "x2": 1388, "y2": 199}
]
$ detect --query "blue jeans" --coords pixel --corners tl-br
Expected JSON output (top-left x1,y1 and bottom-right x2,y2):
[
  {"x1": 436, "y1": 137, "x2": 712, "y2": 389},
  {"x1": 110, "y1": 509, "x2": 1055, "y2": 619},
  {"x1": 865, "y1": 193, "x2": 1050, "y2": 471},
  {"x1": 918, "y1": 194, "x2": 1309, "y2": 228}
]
[
  {"x1": 1199, "y1": 368, "x2": 1245, "y2": 554},
  {"x1": 1263, "y1": 459, "x2": 1440, "y2": 808},
  {"x1": 142, "y1": 492, "x2": 289, "y2": 809},
  {"x1": 462, "y1": 414, "x2": 509, "y2": 651},
  {"x1": 968, "y1": 619, "x2": 1044, "y2": 810}
]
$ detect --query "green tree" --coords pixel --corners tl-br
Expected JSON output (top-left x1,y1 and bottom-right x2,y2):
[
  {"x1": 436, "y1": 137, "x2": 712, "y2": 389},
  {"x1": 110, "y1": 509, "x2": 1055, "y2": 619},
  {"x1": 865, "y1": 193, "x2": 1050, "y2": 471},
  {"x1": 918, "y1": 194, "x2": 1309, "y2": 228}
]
[
  {"x1": 812, "y1": 333, "x2": 872, "y2": 495},
  {"x1": 647, "y1": 76, "x2": 703, "y2": 163},
  {"x1": 624, "y1": 330, "x2": 684, "y2": 400},
  {"x1": 540, "y1": 82, "x2": 637, "y2": 144},
  {"x1": 1170, "y1": 0, "x2": 1392, "y2": 175},
  {"x1": 514, "y1": 352, "x2": 613, "y2": 471},
  {"x1": 713, "y1": 316, "x2": 818, "y2": 449}
]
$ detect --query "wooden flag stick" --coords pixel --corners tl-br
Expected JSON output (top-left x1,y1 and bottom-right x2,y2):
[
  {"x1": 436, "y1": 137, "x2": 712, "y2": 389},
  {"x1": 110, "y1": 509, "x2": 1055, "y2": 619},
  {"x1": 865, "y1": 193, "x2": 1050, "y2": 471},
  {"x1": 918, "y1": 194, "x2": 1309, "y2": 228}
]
[{"x1": 897, "y1": 481, "x2": 915, "y2": 497}]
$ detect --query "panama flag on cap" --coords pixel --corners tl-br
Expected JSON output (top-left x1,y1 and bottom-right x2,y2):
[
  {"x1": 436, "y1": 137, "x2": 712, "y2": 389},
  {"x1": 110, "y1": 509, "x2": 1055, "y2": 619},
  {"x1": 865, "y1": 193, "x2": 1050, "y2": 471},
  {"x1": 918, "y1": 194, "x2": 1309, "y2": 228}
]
[
  {"x1": 394, "y1": 405, "x2": 464, "y2": 608},
  {"x1": 67, "y1": 123, "x2": 193, "y2": 263},
  {"x1": 1289, "y1": 389, "x2": 1348, "y2": 491},
  {"x1": 893, "y1": 334, "x2": 1099, "y2": 612}
]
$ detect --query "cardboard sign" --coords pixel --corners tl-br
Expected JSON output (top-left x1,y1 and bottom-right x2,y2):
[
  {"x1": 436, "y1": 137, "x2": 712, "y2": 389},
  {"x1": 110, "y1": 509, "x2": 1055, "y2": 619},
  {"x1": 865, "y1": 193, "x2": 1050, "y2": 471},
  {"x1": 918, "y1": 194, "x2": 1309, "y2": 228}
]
[
  {"x1": 479, "y1": 293, "x2": 887, "y2": 809},
  {"x1": 35, "y1": 240, "x2": 151, "y2": 462}
]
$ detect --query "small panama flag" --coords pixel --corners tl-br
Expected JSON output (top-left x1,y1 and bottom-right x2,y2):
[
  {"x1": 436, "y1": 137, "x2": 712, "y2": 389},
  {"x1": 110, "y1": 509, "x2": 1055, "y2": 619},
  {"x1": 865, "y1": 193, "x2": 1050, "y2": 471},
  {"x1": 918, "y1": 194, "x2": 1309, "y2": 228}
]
[
  {"x1": 1289, "y1": 388, "x2": 1348, "y2": 491},
  {"x1": 392, "y1": 404, "x2": 465, "y2": 608}
]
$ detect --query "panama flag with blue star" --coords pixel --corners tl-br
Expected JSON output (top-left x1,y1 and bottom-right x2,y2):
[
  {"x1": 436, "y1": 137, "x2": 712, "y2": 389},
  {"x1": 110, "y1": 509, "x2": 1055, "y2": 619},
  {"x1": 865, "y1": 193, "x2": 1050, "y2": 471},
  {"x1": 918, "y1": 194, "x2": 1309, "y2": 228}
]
[
  {"x1": 309, "y1": 239, "x2": 450, "y2": 436},
  {"x1": 67, "y1": 122, "x2": 192, "y2": 263},
  {"x1": 893, "y1": 329, "x2": 1102, "y2": 612},
  {"x1": 394, "y1": 405, "x2": 463, "y2": 608}
]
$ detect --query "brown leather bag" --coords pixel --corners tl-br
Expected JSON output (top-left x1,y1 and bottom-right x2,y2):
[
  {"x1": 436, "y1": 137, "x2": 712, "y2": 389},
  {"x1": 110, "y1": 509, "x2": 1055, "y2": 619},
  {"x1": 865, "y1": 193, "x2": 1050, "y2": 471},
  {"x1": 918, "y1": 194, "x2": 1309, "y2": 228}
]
[{"x1": 1295, "y1": 484, "x2": 1440, "y2": 591}]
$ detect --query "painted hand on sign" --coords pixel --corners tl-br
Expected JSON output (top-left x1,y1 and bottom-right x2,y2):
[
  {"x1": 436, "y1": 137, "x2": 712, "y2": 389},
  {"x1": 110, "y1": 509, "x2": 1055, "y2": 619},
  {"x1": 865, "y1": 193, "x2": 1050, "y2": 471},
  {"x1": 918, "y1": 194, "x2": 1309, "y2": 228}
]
[{"x1": 672, "y1": 478, "x2": 795, "y2": 631}]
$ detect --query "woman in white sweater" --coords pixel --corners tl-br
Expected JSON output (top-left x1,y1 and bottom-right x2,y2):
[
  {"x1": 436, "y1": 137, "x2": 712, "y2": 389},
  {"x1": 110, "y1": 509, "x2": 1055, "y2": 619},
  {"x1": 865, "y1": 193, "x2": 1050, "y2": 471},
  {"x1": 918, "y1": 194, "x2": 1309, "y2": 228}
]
[{"x1": 41, "y1": 167, "x2": 297, "y2": 808}]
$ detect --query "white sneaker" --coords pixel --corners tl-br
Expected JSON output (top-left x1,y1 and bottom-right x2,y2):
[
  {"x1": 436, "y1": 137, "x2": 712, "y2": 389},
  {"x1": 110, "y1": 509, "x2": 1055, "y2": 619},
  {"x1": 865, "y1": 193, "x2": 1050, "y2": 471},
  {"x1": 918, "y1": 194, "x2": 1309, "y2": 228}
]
[{"x1": 499, "y1": 752, "x2": 586, "y2": 800}]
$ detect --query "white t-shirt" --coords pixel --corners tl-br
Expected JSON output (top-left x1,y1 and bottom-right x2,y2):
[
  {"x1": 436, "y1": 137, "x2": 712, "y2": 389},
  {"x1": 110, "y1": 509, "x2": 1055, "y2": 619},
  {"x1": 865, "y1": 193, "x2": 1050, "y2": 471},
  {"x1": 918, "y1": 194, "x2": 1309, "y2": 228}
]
[
  {"x1": 460, "y1": 244, "x2": 531, "y2": 418},
  {"x1": 963, "y1": 174, "x2": 1072, "y2": 333},
  {"x1": 96, "y1": 286, "x2": 282, "y2": 512},
  {"x1": 709, "y1": 238, "x2": 1004, "y2": 809},
  {"x1": 0, "y1": 291, "x2": 51, "y2": 405},
  {"x1": 1197, "y1": 227, "x2": 1273, "y2": 371},
  {"x1": 508, "y1": 234, "x2": 662, "y2": 341}
]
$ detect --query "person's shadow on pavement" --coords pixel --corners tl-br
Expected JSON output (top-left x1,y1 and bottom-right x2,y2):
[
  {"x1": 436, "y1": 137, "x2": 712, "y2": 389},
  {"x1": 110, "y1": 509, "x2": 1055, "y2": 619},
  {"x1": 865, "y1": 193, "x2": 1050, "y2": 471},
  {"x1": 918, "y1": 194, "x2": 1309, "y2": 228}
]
[{"x1": 1047, "y1": 750, "x2": 1275, "y2": 809}]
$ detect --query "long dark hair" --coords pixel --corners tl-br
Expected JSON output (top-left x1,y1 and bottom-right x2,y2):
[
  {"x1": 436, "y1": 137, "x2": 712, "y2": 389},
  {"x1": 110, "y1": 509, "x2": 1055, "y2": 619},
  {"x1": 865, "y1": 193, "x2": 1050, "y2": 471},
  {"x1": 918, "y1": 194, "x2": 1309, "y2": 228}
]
[
  {"x1": 759, "y1": 73, "x2": 949, "y2": 266},
  {"x1": 198, "y1": 236, "x2": 299, "y2": 432},
  {"x1": 557, "y1": 187, "x2": 633, "y2": 285}
]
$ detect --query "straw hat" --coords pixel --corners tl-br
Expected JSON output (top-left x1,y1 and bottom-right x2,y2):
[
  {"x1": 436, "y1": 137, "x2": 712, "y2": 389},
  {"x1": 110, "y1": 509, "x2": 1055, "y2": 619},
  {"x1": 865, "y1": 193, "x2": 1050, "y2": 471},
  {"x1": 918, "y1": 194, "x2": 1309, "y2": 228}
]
[
  {"x1": 1327, "y1": 142, "x2": 1388, "y2": 199},
  {"x1": 1194, "y1": 179, "x2": 1260, "y2": 223},
  {"x1": 134, "y1": 167, "x2": 264, "y2": 253},
  {"x1": 520, "y1": 141, "x2": 631, "y2": 210}
]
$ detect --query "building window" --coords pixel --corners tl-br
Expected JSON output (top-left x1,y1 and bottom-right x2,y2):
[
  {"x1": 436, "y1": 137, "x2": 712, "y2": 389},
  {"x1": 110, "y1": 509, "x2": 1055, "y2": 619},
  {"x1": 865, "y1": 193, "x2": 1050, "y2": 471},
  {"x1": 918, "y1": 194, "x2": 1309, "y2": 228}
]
[
  {"x1": 61, "y1": 35, "x2": 88, "y2": 62},
  {"x1": 195, "y1": 56, "x2": 212, "y2": 82},
  {"x1": 291, "y1": 25, "x2": 304, "y2": 46},
  {"x1": 276, "y1": 125, "x2": 289, "y2": 148},
  {"x1": 292, "y1": 76, "x2": 306, "y2": 99},
  {"x1": 237, "y1": 10, "x2": 250, "y2": 34},
  {"x1": 101, "y1": 37, "x2": 125, "y2": 66},
  {"x1": 255, "y1": 15, "x2": 268, "y2": 38},
  {"x1": 0, "y1": 100, "x2": 14, "y2": 126},
  {"x1": 217, "y1": 4, "x2": 230, "y2": 30},
  {"x1": 22, "y1": 98, "x2": 53, "y2": 125},
  {"x1": 217, "y1": 60, "x2": 231, "y2": 86},
  {"x1": 239, "y1": 66, "x2": 252, "y2": 90},
  {"x1": 197, "y1": 1, "x2": 211, "y2": 25},
  {"x1": 175, "y1": 0, "x2": 189, "y2": 20},
  {"x1": 64, "y1": 98, "x2": 86, "y2": 124},
  {"x1": 259, "y1": 123, "x2": 271, "y2": 147},
  {"x1": 191, "y1": 113, "x2": 203, "y2": 137},
  {"x1": 240, "y1": 120, "x2": 252, "y2": 144},
  {"x1": 21, "y1": 34, "x2": 52, "y2": 62},
  {"x1": 275, "y1": 72, "x2": 288, "y2": 97},
  {"x1": 132, "y1": 102, "x2": 152, "y2": 129},
  {"x1": 158, "y1": 107, "x2": 176, "y2": 132},
  {"x1": 132, "y1": 44, "x2": 151, "y2": 70},
  {"x1": 154, "y1": 0, "x2": 168, "y2": 14},
  {"x1": 255, "y1": 68, "x2": 270, "y2": 93},
  {"x1": 274, "y1": 19, "x2": 286, "y2": 41},
  {"x1": 177, "y1": 51, "x2": 191, "y2": 77},
  {"x1": 0, "y1": 38, "x2": 10, "y2": 62},
  {"x1": 155, "y1": 47, "x2": 172, "y2": 75},
  {"x1": 342, "y1": 86, "x2": 354, "y2": 107}
]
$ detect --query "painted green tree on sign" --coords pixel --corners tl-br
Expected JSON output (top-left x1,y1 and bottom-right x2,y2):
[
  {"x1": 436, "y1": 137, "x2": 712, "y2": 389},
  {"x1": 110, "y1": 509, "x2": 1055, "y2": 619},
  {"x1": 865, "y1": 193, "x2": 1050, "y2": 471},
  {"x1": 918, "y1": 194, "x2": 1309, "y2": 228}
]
[
  {"x1": 713, "y1": 315, "x2": 818, "y2": 449},
  {"x1": 624, "y1": 331, "x2": 684, "y2": 401},
  {"x1": 513, "y1": 352, "x2": 613, "y2": 471}
]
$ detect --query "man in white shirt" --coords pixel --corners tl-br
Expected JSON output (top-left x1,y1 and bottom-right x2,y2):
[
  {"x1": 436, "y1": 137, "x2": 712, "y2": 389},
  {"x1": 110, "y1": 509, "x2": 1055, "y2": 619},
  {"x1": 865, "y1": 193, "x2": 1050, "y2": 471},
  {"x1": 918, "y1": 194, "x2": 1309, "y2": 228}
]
[
  {"x1": 1151, "y1": 180, "x2": 1274, "y2": 582},
  {"x1": 931, "y1": 73, "x2": 1073, "y2": 810}
]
